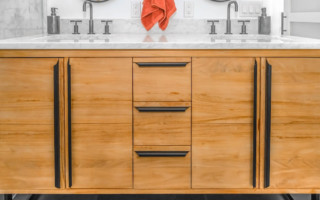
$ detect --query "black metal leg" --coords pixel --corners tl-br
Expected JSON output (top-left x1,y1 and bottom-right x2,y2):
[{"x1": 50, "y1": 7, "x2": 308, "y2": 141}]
[
  {"x1": 4, "y1": 194, "x2": 13, "y2": 200},
  {"x1": 312, "y1": 194, "x2": 320, "y2": 200},
  {"x1": 283, "y1": 194, "x2": 294, "y2": 200}
]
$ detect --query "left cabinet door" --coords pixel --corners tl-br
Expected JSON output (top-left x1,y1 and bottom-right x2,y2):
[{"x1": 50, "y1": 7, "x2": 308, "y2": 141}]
[
  {"x1": 67, "y1": 58, "x2": 132, "y2": 189},
  {"x1": 0, "y1": 58, "x2": 62, "y2": 190}
]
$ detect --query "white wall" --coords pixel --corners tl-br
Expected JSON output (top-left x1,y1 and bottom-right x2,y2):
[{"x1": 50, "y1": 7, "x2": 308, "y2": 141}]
[{"x1": 47, "y1": 0, "x2": 284, "y2": 35}]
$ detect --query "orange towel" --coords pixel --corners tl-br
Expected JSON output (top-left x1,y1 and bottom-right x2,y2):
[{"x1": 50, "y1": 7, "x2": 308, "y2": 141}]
[{"x1": 141, "y1": 0, "x2": 177, "y2": 31}]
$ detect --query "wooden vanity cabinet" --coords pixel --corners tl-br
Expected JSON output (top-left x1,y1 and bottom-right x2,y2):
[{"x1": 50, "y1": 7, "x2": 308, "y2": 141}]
[
  {"x1": 192, "y1": 58, "x2": 258, "y2": 189},
  {"x1": 0, "y1": 58, "x2": 63, "y2": 190},
  {"x1": 67, "y1": 58, "x2": 133, "y2": 189},
  {"x1": 1, "y1": 50, "x2": 320, "y2": 195},
  {"x1": 264, "y1": 58, "x2": 320, "y2": 189}
]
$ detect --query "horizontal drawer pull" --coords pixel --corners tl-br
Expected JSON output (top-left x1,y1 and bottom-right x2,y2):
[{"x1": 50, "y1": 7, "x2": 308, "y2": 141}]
[
  {"x1": 135, "y1": 107, "x2": 189, "y2": 112},
  {"x1": 136, "y1": 62, "x2": 189, "y2": 67},
  {"x1": 136, "y1": 151, "x2": 189, "y2": 157}
]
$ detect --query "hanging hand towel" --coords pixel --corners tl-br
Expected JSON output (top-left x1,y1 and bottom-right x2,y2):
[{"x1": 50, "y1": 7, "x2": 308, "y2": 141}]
[
  {"x1": 141, "y1": 0, "x2": 176, "y2": 31},
  {"x1": 158, "y1": 0, "x2": 176, "y2": 31}
]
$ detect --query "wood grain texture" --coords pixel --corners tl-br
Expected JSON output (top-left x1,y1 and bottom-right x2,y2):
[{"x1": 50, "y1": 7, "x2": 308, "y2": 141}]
[
  {"x1": 0, "y1": 125, "x2": 57, "y2": 190},
  {"x1": 134, "y1": 146, "x2": 191, "y2": 189},
  {"x1": 133, "y1": 58, "x2": 191, "y2": 102},
  {"x1": 259, "y1": 58, "x2": 267, "y2": 189},
  {"x1": 0, "y1": 58, "x2": 59, "y2": 124},
  {"x1": 69, "y1": 58, "x2": 132, "y2": 124},
  {"x1": 193, "y1": 58, "x2": 256, "y2": 124},
  {"x1": 269, "y1": 124, "x2": 320, "y2": 189},
  {"x1": 71, "y1": 124, "x2": 132, "y2": 189},
  {"x1": 1, "y1": 50, "x2": 320, "y2": 58},
  {"x1": 268, "y1": 58, "x2": 320, "y2": 124},
  {"x1": 3, "y1": 188, "x2": 320, "y2": 194},
  {"x1": 134, "y1": 102, "x2": 191, "y2": 146},
  {"x1": 192, "y1": 124, "x2": 253, "y2": 189}
]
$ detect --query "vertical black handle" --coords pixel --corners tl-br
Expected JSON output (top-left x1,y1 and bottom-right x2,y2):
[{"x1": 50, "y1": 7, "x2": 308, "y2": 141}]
[
  {"x1": 265, "y1": 60, "x2": 272, "y2": 188},
  {"x1": 67, "y1": 59, "x2": 72, "y2": 187},
  {"x1": 54, "y1": 61, "x2": 60, "y2": 189},
  {"x1": 252, "y1": 60, "x2": 258, "y2": 188}
]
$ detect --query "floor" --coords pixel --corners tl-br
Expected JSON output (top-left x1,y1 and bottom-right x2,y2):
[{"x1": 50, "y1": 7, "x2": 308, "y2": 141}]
[{"x1": 20, "y1": 194, "x2": 308, "y2": 200}]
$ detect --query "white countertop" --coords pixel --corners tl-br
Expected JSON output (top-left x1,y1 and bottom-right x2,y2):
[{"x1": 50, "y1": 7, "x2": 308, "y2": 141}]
[{"x1": 0, "y1": 34, "x2": 320, "y2": 49}]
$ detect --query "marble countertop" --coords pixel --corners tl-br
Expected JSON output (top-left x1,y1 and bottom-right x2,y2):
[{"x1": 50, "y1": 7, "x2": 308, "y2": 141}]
[{"x1": 0, "y1": 34, "x2": 320, "y2": 49}]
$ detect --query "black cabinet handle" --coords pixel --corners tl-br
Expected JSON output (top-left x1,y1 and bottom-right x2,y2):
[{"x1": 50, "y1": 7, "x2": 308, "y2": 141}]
[
  {"x1": 53, "y1": 61, "x2": 60, "y2": 189},
  {"x1": 136, "y1": 151, "x2": 189, "y2": 157},
  {"x1": 135, "y1": 107, "x2": 189, "y2": 112},
  {"x1": 265, "y1": 60, "x2": 272, "y2": 188},
  {"x1": 136, "y1": 62, "x2": 188, "y2": 67},
  {"x1": 67, "y1": 59, "x2": 72, "y2": 187},
  {"x1": 253, "y1": 60, "x2": 258, "y2": 188}
]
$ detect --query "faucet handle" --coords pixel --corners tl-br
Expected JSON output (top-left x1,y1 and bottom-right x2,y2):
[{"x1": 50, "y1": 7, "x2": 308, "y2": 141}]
[
  {"x1": 70, "y1": 20, "x2": 82, "y2": 34},
  {"x1": 207, "y1": 20, "x2": 219, "y2": 35},
  {"x1": 238, "y1": 20, "x2": 250, "y2": 35},
  {"x1": 101, "y1": 20, "x2": 113, "y2": 34}
]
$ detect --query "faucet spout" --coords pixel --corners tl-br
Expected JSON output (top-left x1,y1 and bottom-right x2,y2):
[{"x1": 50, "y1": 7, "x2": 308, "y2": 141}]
[
  {"x1": 225, "y1": 1, "x2": 239, "y2": 35},
  {"x1": 83, "y1": 0, "x2": 95, "y2": 34}
]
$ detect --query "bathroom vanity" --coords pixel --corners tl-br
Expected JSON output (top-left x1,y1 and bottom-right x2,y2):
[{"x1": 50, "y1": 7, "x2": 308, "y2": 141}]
[{"x1": 0, "y1": 34, "x2": 320, "y2": 196}]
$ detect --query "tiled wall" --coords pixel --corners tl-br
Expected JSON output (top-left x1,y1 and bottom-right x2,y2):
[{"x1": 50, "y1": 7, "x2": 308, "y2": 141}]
[{"x1": 0, "y1": 0, "x2": 45, "y2": 39}]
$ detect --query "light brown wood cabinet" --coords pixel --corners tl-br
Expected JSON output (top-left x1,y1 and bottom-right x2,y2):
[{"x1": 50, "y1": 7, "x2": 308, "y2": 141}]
[
  {"x1": 0, "y1": 58, "x2": 63, "y2": 190},
  {"x1": 192, "y1": 58, "x2": 258, "y2": 189},
  {"x1": 0, "y1": 50, "x2": 320, "y2": 195},
  {"x1": 67, "y1": 58, "x2": 133, "y2": 189},
  {"x1": 264, "y1": 58, "x2": 320, "y2": 189}
]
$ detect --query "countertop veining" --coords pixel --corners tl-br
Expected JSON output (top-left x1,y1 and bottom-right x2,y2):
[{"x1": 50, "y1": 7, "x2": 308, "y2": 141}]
[{"x1": 0, "y1": 34, "x2": 320, "y2": 49}]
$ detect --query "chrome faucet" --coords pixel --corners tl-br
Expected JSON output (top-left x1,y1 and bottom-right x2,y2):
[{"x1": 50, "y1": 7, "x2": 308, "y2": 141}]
[
  {"x1": 225, "y1": 1, "x2": 239, "y2": 34},
  {"x1": 83, "y1": 0, "x2": 95, "y2": 34}
]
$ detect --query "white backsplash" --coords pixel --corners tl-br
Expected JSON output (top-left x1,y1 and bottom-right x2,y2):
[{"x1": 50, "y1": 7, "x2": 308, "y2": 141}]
[
  {"x1": 0, "y1": 0, "x2": 45, "y2": 39},
  {"x1": 60, "y1": 19, "x2": 258, "y2": 35}
]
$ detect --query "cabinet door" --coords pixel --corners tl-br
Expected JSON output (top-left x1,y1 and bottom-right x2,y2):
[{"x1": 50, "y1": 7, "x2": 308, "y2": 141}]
[
  {"x1": 193, "y1": 58, "x2": 258, "y2": 189},
  {"x1": 265, "y1": 58, "x2": 320, "y2": 189},
  {"x1": 68, "y1": 58, "x2": 132, "y2": 189},
  {"x1": 0, "y1": 58, "x2": 61, "y2": 190}
]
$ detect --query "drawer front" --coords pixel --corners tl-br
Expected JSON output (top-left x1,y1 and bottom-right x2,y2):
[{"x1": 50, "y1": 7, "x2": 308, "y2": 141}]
[
  {"x1": 134, "y1": 102, "x2": 191, "y2": 146},
  {"x1": 134, "y1": 146, "x2": 191, "y2": 189},
  {"x1": 133, "y1": 58, "x2": 191, "y2": 102}
]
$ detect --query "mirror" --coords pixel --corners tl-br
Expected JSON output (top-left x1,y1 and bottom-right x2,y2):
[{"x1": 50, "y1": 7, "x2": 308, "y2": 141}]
[
  {"x1": 210, "y1": 0, "x2": 230, "y2": 2},
  {"x1": 87, "y1": 0, "x2": 109, "y2": 2}
]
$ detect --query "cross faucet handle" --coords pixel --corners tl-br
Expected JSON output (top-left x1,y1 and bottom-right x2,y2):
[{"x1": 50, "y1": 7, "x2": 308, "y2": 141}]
[
  {"x1": 238, "y1": 20, "x2": 250, "y2": 35},
  {"x1": 70, "y1": 20, "x2": 82, "y2": 34},
  {"x1": 207, "y1": 20, "x2": 220, "y2": 35},
  {"x1": 101, "y1": 20, "x2": 113, "y2": 34}
]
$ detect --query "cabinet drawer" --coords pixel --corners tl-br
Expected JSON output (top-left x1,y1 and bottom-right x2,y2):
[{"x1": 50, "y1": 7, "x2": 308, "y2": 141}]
[
  {"x1": 134, "y1": 102, "x2": 191, "y2": 146},
  {"x1": 133, "y1": 58, "x2": 191, "y2": 102},
  {"x1": 134, "y1": 146, "x2": 191, "y2": 189}
]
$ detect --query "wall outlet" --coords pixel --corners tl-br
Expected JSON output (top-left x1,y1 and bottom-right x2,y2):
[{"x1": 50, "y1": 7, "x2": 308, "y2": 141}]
[
  {"x1": 131, "y1": 0, "x2": 141, "y2": 18},
  {"x1": 184, "y1": 0, "x2": 194, "y2": 18},
  {"x1": 239, "y1": 0, "x2": 263, "y2": 17}
]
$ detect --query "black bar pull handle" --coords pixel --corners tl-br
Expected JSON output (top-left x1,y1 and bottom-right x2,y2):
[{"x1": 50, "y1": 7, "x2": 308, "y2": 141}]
[
  {"x1": 136, "y1": 151, "x2": 189, "y2": 157},
  {"x1": 67, "y1": 59, "x2": 72, "y2": 187},
  {"x1": 135, "y1": 107, "x2": 189, "y2": 112},
  {"x1": 252, "y1": 60, "x2": 258, "y2": 188},
  {"x1": 265, "y1": 60, "x2": 272, "y2": 188},
  {"x1": 136, "y1": 62, "x2": 189, "y2": 67},
  {"x1": 53, "y1": 61, "x2": 60, "y2": 189}
]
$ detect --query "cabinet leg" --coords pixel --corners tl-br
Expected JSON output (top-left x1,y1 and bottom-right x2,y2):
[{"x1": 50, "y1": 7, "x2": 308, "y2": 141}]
[
  {"x1": 312, "y1": 194, "x2": 320, "y2": 200},
  {"x1": 3, "y1": 194, "x2": 13, "y2": 200},
  {"x1": 283, "y1": 194, "x2": 294, "y2": 200}
]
